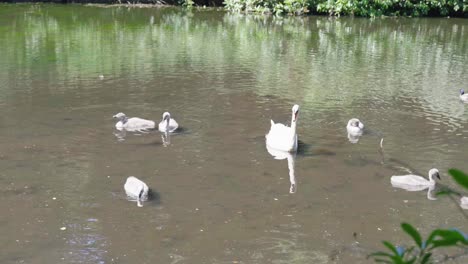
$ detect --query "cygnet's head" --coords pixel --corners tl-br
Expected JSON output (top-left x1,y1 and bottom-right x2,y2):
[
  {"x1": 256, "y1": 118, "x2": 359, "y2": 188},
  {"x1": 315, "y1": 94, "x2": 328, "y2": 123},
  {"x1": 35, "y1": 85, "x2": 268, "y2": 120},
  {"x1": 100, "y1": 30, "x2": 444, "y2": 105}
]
[
  {"x1": 461, "y1": 89, "x2": 465, "y2": 95},
  {"x1": 348, "y1": 118, "x2": 361, "y2": 127},
  {"x1": 292, "y1": 104, "x2": 300, "y2": 122},
  {"x1": 113, "y1": 112, "x2": 127, "y2": 120},
  {"x1": 429, "y1": 168, "x2": 441, "y2": 180},
  {"x1": 162, "y1": 112, "x2": 171, "y2": 121}
]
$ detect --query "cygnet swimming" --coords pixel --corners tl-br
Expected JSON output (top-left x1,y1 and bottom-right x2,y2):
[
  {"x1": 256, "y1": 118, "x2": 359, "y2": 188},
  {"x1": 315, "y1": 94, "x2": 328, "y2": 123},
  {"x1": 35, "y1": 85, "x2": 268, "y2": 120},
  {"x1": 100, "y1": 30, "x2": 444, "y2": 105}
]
[
  {"x1": 124, "y1": 176, "x2": 149, "y2": 207},
  {"x1": 113, "y1": 112, "x2": 155, "y2": 131},
  {"x1": 158, "y1": 112, "x2": 179, "y2": 133}
]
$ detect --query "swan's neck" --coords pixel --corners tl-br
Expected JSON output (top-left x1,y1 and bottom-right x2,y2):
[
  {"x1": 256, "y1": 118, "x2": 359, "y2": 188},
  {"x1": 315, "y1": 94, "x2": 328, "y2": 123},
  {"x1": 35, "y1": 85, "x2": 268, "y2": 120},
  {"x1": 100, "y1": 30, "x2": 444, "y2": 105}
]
[
  {"x1": 122, "y1": 116, "x2": 128, "y2": 124},
  {"x1": 428, "y1": 174, "x2": 436, "y2": 184},
  {"x1": 290, "y1": 114, "x2": 297, "y2": 134}
]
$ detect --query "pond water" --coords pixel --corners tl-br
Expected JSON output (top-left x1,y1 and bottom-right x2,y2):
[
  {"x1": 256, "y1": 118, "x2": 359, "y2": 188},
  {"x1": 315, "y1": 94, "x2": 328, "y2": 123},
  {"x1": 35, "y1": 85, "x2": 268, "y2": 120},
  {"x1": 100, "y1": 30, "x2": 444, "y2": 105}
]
[{"x1": 0, "y1": 4, "x2": 467, "y2": 264}]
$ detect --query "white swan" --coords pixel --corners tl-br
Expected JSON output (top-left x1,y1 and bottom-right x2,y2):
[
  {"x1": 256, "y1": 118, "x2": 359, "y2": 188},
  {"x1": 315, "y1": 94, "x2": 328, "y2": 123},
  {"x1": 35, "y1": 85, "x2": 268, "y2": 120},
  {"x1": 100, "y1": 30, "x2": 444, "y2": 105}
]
[
  {"x1": 347, "y1": 118, "x2": 364, "y2": 136},
  {"x1": 124, "y1": 176, "x2": 149, "y2": 207},
  {"x1": 113, "y1": 112, "x2": 155, "y2": 131},
  {"x1": 158, "y1": 112, "x2": 179, "y2": 133},
  {"x1": 266, "y1": 145, "x2": 297, "y2": 194},
  {"x1": 460, "y1": 89, "x2": 468, "y2": 103},
  {"x1": 266, "y1": 104, "x2": 300, "y2": 152},
  {"x1": 460, "y1": 196, "x2": 468, "y2": 210},
  {"x1": 390, "y1": 168, "x2": 440, "y2": 191},
  {"x1": 347, "y1": 133, "x2": 361, "y2": 144}
]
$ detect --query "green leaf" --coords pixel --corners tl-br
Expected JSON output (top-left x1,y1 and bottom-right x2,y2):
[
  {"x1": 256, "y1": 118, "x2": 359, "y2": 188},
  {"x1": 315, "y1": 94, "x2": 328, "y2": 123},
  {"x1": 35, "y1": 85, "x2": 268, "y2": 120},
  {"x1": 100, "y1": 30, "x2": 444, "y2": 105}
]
[
  {"x1": 382, "y1": 241, "x2": 399, "y2": 255},
  {"x1": 448, "y1": 169, "x2": 468, "y2": 189},
  {"x1": 401, "y1": 223, "x2": 422, "y2": 248},
  {"x1": 421, "y1": 252, "x2": 432, "y2": 264},
  {"x1": 435, "y1": 190, "x2": 457, "y2": 196},
  {"x1": 428, "y1": 229, "x2": 468, "y2": 249}
]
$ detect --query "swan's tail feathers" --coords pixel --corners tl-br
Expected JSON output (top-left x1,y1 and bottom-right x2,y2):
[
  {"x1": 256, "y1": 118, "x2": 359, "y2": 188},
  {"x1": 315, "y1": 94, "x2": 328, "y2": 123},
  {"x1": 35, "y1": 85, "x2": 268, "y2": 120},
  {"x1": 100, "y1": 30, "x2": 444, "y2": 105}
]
[{"x1": 270, "y1": 120, "x2": 275, "y2": 126}]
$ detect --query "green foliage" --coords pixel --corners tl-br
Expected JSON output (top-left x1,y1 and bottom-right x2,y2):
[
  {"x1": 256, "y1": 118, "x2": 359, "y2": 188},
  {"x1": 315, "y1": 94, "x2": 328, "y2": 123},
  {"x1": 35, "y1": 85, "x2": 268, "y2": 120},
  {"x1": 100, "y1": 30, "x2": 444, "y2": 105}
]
[
  {"x1": 449, "y1": 169, "x2": 468, "y2": 189},
  {"x1": 179, "y1": 0, "x2": 195, "y2": 8},
  {"x1": 224, "y1": 0, "x2": 468, "y2": 17},
  {"x1": 369, "y1": 169, "x2": 468, "y2": 263},
  {"x1": 369, "y1": 223, "x2": 468, "y2": 263}
]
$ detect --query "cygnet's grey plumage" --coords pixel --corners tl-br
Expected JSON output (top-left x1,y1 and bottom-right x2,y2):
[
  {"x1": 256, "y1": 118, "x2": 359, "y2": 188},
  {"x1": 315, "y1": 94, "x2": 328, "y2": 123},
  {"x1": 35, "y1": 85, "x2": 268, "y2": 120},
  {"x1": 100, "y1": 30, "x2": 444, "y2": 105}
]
[
  {"x1": 113, "y1": 112, "x2": 155, "y2": 131},
  {"x1": 124, "y1": 176, "x2": 149, "y2": 207},
  {"x1": 158, "y1": 112, "x2": 179, "y2": 133},
  {"x1": 346, "y1": 118, "x2": 364, "y2": 136}
]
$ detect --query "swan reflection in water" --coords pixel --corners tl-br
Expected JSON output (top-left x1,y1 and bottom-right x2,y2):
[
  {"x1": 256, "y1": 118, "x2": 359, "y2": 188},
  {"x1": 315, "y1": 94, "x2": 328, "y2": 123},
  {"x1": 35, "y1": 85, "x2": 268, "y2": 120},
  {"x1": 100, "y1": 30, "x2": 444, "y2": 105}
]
[
  {"x1": 113, "y1": 129, "x2": 154, "y2": 141},
  {"x1": 266, "y1": 145, "x2": 297, "y2": 194},
  {"x1": 391, "y1": 183, "x2": 438, "y2": 201}
]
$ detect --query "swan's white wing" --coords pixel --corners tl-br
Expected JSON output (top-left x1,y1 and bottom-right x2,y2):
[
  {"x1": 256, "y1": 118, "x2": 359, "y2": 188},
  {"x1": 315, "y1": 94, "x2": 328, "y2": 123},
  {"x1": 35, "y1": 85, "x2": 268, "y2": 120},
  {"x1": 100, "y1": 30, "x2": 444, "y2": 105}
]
[
  {"x1": 168, "y1": 118, "x2": 179, "y2": 132},
  {"x1": 159, "y1": 118, "x2": 179, "y2": 132},
  {"x1": 266, "y1": 122, "x2": 297, "y2": 152},
  {"x1": 266, "y1": 144, "x2": 289, "y2": 160},
  {"x1": 124, "y1": 117, "x2": 155, "y2": 131},
  {"x1": 267, "y1": 123, "x2": 292, "y2": 137},
  {"x1": 124, "y1": 177, "x2": 149, "y2": 200},
  {"x1": 390, "y1": 175, "x2": 430, "y2": 191}
]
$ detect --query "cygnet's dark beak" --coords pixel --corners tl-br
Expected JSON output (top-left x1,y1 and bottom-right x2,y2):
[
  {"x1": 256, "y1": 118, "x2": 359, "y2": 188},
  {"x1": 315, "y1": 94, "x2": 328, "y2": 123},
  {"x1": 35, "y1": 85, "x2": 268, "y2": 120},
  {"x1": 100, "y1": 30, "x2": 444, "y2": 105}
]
[
  {"x1": 436, "y1": 172, "x2": 441, "y2": 180},
  {"x1": 294, "y1": 111, "x2": 299, "y2": 121}
]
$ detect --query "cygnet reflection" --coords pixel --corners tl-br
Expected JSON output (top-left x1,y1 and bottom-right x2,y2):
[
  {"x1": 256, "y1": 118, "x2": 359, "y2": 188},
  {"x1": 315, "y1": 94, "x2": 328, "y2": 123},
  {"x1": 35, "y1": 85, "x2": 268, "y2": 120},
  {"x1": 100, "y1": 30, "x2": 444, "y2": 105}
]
[
  {"x1": 113, "y1": 130, "x2": 127, "y2": 141},
  {"x1": 266, "y1": 145, "x2": 297, "y2": 194},
  {"x1": 162, "y1": 132, "x2": 171, "y2": 147},
  {"x1": 426, "y1": 185, "x2": 437, "y2": 201},
  {"x1": 347, "y1": 133, "x2": 361, "y2": 143},
  {"x1": 391, "y1": 182, "x2": 438, "y2": 201}
]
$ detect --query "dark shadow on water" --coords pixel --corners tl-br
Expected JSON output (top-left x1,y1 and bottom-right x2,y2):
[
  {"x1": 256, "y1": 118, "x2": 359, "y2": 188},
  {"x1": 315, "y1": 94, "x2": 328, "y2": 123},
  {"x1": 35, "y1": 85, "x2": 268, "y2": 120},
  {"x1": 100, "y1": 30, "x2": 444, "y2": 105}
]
[
  {"x1": 147, "y1": 189, "x2": 161, "y2": 206},
  {"x1": 169, "y1": 126, "x2": 188, "y2": 135},
  {"x1": 128, "y1": 140, "x2": 164, "y2": 147},
  {"x1": 297, "y1": 140, "x2": 336, "y2": 158}
]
